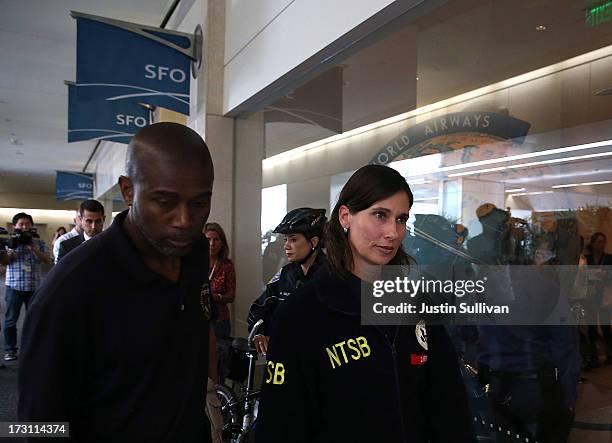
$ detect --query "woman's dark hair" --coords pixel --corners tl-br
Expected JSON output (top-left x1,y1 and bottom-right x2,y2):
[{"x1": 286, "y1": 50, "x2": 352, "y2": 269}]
[
  {"x1": 324, "y1": 164, "x2": 414, "y2": 277},
  {"x1": 586, "y1": 232, "x2": 607, "y2": 254},
  {"x1": 205, "y1": 222, "x2": 230, "y2": 261},
  {"x1": 12, "y1": 212, "x2": 34, "y2": 226},
  {"x1": 53, "y1": 226, "x2": 67, "y2": 242}
]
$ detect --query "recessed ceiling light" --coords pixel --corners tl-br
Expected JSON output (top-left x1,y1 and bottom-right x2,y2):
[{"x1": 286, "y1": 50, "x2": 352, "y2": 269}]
[
  {"x1": 448, "y1": 150, "x2": 612, "y2": 178},
  {"x1": 552, "y1": 180, "x2": 612, "y2": 188},
  {"x1": 416, "y1": 77, "x2": 420, "y2": 81},
  {"x1": 509, "y1": 191, "x2": 554, "y2": 197},
  {"x1": 505, "y1": 188, "x2": 525, "y2": 193},
  {"x1": 407, "y1": 179, "x2": 430, "y2": 185},
  {"x1": 535, "y1": 25, "x2": 548, "y2": 31}
]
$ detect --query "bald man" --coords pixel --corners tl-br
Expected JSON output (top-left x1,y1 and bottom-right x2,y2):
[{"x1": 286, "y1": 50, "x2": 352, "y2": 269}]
[{"x1": 18, "y1": 123, "x2": 215, "y2": 443}]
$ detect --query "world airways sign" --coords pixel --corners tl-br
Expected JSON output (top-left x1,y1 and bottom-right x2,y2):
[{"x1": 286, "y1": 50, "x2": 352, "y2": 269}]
[{"x1": 72, "y1": 11, "x2": 202, "y2": 115}]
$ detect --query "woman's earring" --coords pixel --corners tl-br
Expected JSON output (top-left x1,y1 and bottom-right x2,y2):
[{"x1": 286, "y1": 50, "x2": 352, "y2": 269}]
[{"x1": 343, "y1": 226, "x2": 348, "y2": 235}]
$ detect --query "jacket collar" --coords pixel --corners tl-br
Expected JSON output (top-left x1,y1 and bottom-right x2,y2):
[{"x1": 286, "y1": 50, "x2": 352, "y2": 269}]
[
  {"x1": 107, "y1": 210, "x2": 208, "y2": 285},
  {"x1": 312, "y1": 265, "x2": 365, "y2": 316}
]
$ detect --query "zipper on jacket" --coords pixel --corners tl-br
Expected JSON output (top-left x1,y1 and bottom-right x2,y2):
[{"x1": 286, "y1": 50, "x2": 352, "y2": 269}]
[
  {"x1": 327, "y1": 301, "x2": 407, "y2": 440},
  {"x1": 376, "y1": 326, "x2": 407, "y2": 443},
  {"x1": 390, "y1": 338, "x2": 407, "y2": 442}
]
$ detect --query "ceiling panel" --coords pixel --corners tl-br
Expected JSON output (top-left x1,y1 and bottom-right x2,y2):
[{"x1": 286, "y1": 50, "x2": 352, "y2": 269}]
[{"x1": 0, "y1": 0, "x2": 169, "y2": 196}]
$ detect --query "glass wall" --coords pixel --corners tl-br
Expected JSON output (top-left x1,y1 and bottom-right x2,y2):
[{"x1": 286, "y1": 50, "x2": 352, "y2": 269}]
[{"x1": 239, "y1": 1, "x2": 612, "y2": 440}]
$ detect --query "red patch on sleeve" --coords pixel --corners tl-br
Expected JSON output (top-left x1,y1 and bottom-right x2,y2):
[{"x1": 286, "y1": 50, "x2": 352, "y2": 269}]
[{"x1": 410, "y1": 354, "x2": 428, "y2": 365}]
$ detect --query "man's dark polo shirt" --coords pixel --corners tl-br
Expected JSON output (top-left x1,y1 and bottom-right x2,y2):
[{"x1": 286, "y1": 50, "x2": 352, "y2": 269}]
[{"x1": 18, "y1": 210, "x2": 211, "y2": 443}]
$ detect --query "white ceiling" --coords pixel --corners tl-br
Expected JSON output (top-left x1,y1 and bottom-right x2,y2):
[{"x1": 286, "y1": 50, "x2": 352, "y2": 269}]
[
  {"x1": 265, "y1": 0, "x2": 612, "y2": 157},
  {"x1": 0, "y1": 0, "x2": 170, "y2": 195}
]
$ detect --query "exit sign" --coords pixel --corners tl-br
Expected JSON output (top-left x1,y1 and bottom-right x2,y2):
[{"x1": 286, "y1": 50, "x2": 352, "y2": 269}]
[{"x1": 586, "y1": 1, "x2": 612, "y2": 27}]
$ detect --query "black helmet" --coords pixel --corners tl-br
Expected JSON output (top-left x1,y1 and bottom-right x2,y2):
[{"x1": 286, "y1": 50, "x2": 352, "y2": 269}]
[{"x1": 273, "y1": 208, "x2": 327, "y2": 238}]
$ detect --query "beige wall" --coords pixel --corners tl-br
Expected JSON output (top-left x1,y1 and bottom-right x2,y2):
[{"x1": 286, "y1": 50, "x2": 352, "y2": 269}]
[{"x1": 232, "y1": 114, "x2": 264, "y2": 337}]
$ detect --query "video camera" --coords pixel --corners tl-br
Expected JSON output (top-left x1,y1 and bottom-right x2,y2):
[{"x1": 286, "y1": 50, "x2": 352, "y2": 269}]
[{"x1": 0, "y1": 227, "x2": 39, "y2": 249}]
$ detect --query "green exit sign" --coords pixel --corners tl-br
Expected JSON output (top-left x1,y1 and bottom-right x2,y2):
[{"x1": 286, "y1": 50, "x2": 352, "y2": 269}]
[{"x1": 586, "y1": 1, "x2": 612, "y2": 27}]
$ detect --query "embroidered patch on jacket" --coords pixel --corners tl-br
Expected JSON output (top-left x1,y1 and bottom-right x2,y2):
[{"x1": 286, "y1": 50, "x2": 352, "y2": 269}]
[
  {"x1": 267, "y1": 269, "x2": 282, "y2": 284},
  {"x1": 415, "y1": 319, "x2": 428, "y2": 351},
  {"x1": 410, "y1": 354, "x2": 428, "y2": 365},
  {"x1": 325, "y1": 336, "x2": 371, "y2": 369}
]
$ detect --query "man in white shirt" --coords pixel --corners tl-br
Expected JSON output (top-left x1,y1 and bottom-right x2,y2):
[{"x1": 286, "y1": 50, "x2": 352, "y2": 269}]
[
  {"x1": 53, "y1": 212, "x2": 81, "y2": 264},
  {"x1": 57, "y1": 200, "x2": 105, "y2": 262}
]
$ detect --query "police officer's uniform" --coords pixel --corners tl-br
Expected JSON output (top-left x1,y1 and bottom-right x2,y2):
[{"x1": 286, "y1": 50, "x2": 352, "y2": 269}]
[
  {"x1": 255, "y1": 266, "x2": 476, "y2": 443},
  {"x1": 247, "y1": 251, "x2": 326, "y2": 335},
  {"x1": 467, "y1": 203, "x2": 580, "y2": 443}
]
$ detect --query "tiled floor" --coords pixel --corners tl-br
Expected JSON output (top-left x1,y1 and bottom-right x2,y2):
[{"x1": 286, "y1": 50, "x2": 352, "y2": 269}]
[
  {"x1": 0, "y1": 282, "x2": 27, "y2": 442},
  {"x1": 570, "y1": 365, "x2": 612, "y2": 443}
]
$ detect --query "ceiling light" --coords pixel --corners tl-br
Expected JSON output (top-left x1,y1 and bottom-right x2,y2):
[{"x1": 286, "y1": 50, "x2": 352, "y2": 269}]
[
  {"x1": 263, "y1": 45, "x2": 612, "y2": 169},
  {"x1": 436, "y1": 139, "x2": 612, "y2": 175},
  {"x1": 505, "y1": 188, "x2": 525, "y2": 193},
  {"x1": 397, "y1": 139, "x2": 612, "y2": 179},
  {"x1": 414, "y1": 197, "x2": 438, "y2": 201},
  {"x1": 535, "y1": 25, "x2": 548, "y2": 31},
  {"x1": 552, "y1": 180, "x2": 612, "y2": 188},
  {"x1": 448, "y1": 151, "x2": 612, "y2": 178},
  {"x1": 509, "y1": 191, "x2": 554, "y2": 197}
]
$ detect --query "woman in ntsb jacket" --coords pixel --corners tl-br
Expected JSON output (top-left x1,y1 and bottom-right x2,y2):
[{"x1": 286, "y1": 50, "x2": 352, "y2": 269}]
[{"x1": 255, "y1": 164, "x2": 476, "y2": 443}]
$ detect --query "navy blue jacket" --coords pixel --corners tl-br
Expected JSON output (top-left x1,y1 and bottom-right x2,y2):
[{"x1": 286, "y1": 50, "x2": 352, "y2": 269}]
[
  {"x1": 18, "y1": 210, "x2": 211, "y2": 443},
  {"x1": 247, "y1": 251, "x2": 326, "y2": 335},
  {"x1": 256, "y1": 266, "x2": 476, "y2": 443}
]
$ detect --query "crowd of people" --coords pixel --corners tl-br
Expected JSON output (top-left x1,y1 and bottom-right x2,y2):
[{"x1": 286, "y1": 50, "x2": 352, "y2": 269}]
[{"x1": 0, "y1": 121, "x2": 609, "y2": 442}]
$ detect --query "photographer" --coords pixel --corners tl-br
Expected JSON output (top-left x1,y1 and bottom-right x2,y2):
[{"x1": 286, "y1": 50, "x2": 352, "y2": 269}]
[{"x1": 0, "y1": 212, "x2": 51, "y2": 361}]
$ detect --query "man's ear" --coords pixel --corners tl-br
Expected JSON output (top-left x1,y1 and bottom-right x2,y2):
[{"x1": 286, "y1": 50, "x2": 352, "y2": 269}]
[{"x1": 118, "y1": 176, "x2": 134, "y2": 206}]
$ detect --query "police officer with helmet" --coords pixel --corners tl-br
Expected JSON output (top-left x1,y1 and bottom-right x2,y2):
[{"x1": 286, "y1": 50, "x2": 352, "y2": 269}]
[{"x1": 247, "y1": 208, "x2": 327, "y2": 355}]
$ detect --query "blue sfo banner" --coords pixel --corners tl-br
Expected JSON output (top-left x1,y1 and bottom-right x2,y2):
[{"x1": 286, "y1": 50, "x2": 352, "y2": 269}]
[
  {"x1": 73, "y1": 12, "x2": 194, "y2": 115},
  {"x1": 67, "y1": 84, "x2": 150, "y2": 144},
  {"x1": 56, "y1": 171, "x2": 94, "y2": 201}
]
